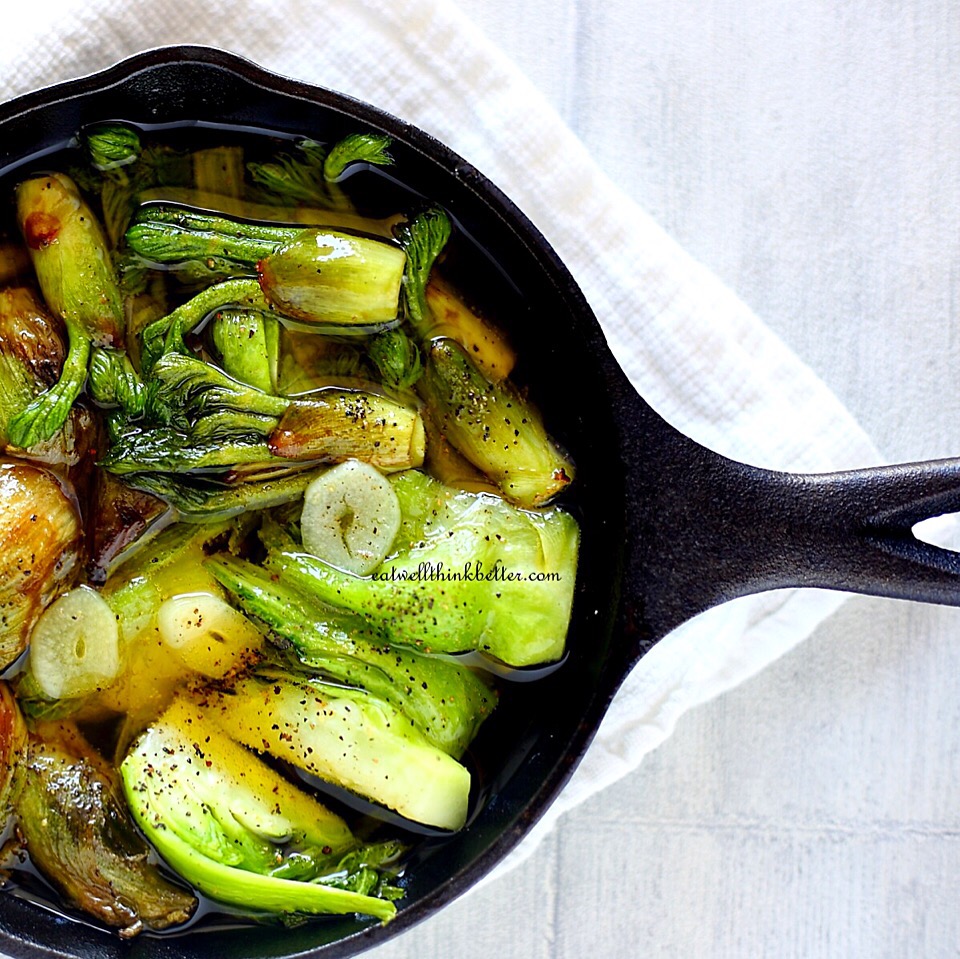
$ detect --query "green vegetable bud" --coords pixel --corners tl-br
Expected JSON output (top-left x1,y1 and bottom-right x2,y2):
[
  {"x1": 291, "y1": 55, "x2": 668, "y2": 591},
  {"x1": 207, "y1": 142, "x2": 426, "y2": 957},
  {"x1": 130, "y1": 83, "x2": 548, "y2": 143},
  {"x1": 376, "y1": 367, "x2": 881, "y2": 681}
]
[
  {"x1": 323, "y1": 133, "x2": 393, "y2": 181},
  {"x1": 83, "y1": 123, "x2": 141, "y2": 173},
  {"x1": 257, "y1": 229, "x2": 405, "y2": 327},
  {"x1": 369, "y1": 327, "x2": 422, "y2": 389},
  {"x1": 88, "y1": 347, "x2": 146, "y2": 415}
]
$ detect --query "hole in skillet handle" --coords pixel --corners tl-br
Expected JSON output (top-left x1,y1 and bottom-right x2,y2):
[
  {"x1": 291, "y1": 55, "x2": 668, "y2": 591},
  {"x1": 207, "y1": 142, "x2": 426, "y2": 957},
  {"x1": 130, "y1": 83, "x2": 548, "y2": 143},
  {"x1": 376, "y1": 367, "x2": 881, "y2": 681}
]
[{"x1": 912, "y1": 514, "x2": 960, "y2": 552}]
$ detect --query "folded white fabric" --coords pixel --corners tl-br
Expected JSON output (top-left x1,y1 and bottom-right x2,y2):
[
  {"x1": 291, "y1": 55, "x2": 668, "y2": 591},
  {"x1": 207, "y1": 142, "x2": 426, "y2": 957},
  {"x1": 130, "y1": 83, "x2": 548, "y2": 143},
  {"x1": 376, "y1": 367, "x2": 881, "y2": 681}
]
[{"x1": 0, "y1": 0, "x2": 880, "y2": 880}]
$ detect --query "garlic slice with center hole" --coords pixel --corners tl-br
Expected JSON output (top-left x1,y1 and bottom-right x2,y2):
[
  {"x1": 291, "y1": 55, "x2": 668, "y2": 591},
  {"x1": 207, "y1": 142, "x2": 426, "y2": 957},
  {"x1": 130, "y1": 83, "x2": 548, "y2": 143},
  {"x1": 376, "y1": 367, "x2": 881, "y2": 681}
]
[
  {"x1": 29, "y1": 586, "x2": 120, "y2": 700},
  {"x1": 300, "y1": 459, "x2": 401, "y2": 575}
]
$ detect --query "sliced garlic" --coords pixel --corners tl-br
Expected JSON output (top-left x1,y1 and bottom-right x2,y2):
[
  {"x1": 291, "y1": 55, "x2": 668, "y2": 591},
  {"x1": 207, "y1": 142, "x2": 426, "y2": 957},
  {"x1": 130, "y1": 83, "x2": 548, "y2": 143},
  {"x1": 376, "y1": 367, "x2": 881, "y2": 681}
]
[
  {"x1": 300, "y1": 459, "x2": 401, "y2": 575},
  {"x1": 29, "y1": 586, "x2": 120, "y2": 701}
]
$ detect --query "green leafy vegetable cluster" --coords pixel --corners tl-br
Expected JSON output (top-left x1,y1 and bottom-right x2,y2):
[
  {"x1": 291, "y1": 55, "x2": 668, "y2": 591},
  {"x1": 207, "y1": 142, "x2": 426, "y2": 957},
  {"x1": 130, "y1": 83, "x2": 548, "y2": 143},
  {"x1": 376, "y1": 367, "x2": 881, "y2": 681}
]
[{"x1": 0, "y1": 120, "x2": 580, "y2": 938}]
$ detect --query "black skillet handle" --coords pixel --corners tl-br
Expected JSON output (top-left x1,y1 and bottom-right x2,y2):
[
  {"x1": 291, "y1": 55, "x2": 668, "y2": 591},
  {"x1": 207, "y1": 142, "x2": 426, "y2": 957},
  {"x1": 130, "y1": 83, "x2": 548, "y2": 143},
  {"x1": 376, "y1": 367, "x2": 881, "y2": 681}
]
[{"x1": 606, "y1": 362, "x2": 960, "y2": 657}]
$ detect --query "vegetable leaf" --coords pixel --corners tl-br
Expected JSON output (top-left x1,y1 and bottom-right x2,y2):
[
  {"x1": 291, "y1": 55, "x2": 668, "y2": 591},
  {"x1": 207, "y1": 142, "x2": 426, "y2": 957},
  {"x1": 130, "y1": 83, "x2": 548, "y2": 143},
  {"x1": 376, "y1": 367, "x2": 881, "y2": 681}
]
[
  {"x1": 83, "y1": 123, "x2": 141, "y2": 174},
  {"x1": 369, "y1": 327, "x2": 422, "y2": 389},
  {"x1": 394, "y1": 207, "x2": 452, "y2": 330},
  {"x1": 323, "y1": 133, "x2": 393, "y2": 181},
  {"x1": 248, "y1": 139, "x2": 329, "y2": 204}
]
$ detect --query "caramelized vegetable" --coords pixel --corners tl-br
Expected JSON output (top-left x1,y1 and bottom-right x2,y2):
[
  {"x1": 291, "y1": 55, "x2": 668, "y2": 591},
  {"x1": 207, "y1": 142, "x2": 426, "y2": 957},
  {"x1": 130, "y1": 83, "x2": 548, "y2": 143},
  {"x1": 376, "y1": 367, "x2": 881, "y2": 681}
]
[
  {"x1": 269, "y1": 389, "x2": 425, "y2": 469},
  {"x1": 16, "y1": 723, "x2": 197, "y2": 936},
  {"x1": 0, "y1": 460, "x2": 81, "y2": 669},
  {"x1": 0, "y1": 288, "x2": 96, "y2": 474},
  {"x1": 0, "y1": 683, "x2": 27, "y2": 819},
  {"x1": 86, "y1": 469, "x2": 168, "y2": 583},
  {"x1": 0, "y1": 287, "x2": 65, "y2": 447}
]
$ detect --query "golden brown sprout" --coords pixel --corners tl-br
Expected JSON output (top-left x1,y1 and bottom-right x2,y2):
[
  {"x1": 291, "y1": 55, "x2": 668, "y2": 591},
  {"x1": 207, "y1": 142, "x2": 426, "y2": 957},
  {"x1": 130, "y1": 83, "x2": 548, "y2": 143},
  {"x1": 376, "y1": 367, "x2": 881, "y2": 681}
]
[
  {"x1": 0, "y1": 460, "x2": 81, "y2": 669},
  {"x1": 269, "y1": 390, "x2": 425, "y2": 471},
  {"x1": 16, "y1": 722, "x2": 197, "y2": 936},
  {"x1": 0, "y1": 682, "x2": 28, "y2": 819}
]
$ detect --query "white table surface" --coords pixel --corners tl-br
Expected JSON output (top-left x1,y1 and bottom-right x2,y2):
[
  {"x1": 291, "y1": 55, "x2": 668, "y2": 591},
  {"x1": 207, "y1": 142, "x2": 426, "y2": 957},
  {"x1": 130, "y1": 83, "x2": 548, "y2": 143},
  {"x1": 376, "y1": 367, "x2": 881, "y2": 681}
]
[
  {"x1": 373, "y1": 2, "x2": 960, "y2": 958},
  {"x1": 4, "y1": 2, "x2": 960, "y2": 958}
]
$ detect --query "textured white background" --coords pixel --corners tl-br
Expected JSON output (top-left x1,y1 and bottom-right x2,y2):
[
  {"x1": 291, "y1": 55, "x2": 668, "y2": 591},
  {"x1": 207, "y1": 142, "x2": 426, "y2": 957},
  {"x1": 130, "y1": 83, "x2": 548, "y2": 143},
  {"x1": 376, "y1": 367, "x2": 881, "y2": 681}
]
[
  {"x1": 1, "y1": 2, "x2": 959, "y2": 958},
  {"x1": 370, "y1": 2, "x2": 960, "y2": 958}
]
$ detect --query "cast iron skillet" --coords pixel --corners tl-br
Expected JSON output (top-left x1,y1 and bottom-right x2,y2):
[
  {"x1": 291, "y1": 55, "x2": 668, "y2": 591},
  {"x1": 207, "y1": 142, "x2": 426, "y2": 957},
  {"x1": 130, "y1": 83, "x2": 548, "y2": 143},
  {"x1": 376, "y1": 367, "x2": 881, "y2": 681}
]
[{"x1": 3, "y1": 45, "x2": 960, "y2": 959}]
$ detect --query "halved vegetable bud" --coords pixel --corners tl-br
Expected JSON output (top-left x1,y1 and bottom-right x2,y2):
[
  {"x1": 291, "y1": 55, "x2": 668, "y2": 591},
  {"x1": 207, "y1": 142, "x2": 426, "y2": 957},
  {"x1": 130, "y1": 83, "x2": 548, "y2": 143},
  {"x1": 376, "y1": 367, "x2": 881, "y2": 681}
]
[
  {"x1": 269, "y1": 389, "x2": 425, "y2": 471},
  {"x1": 203, "y1": 675, "x2": 472, "y2": 831},
  {"x1": 16, "y1": 173, "x2": 123, "y2": 345},
  {"x1": 257, "y1": 229, "x2": 405, "y2": 327},
  {"x1": 300, "y1": 460, "x2": 402, "y2": 574},
  {"x1": 121, "y1": 698, "x2": 401, "y2": 923},
  {"x1": 28, "y1": 586, "x2": 120, "y2": 700},
  {"x1": 0, "y1": 460, "x2": 81, "y2": 670},
  {"x1": 421, "y1": 337, "x2": 574, "y2": 508},
  {"x1": 18, "y1": 723, "x2": 197, "y2": 936},
  {"x1": 157, "y1": 592, "x2": 263, "y2": 678},
  {"x1": 86, "y1": 470, "x2": 168, "y2": 584}
]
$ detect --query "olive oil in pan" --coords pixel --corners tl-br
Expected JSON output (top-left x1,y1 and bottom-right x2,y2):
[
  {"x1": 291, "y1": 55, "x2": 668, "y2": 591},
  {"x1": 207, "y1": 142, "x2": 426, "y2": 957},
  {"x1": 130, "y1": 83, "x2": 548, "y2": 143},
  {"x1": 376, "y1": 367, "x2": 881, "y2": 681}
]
[{"x1": 0, "y1": 121, "x2": 581, "y2": 937}]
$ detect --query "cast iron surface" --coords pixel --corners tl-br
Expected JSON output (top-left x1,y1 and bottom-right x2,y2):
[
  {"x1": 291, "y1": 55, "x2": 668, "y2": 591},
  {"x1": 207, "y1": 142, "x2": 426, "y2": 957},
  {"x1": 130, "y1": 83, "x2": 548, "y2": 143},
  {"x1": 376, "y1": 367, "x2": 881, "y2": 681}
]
[{"x1": 2, "y1": 46, "x2": 960, "y2": 959}]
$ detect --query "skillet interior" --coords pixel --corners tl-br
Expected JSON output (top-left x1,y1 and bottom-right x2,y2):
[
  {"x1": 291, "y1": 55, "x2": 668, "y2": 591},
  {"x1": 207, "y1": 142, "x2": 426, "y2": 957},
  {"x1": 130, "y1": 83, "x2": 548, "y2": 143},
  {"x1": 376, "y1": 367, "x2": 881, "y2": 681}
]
[{"x1": 0, "y1": 47, "x2": 638, "y2": 958}]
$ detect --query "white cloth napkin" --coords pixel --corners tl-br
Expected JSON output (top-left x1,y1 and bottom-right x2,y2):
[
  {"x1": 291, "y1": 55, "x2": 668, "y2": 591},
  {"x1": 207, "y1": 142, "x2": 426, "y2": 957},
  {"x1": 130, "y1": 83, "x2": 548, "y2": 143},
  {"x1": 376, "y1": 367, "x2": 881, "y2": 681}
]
[{"x1": 1, "y1": 0, "x2": 881, "y2": 880}]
